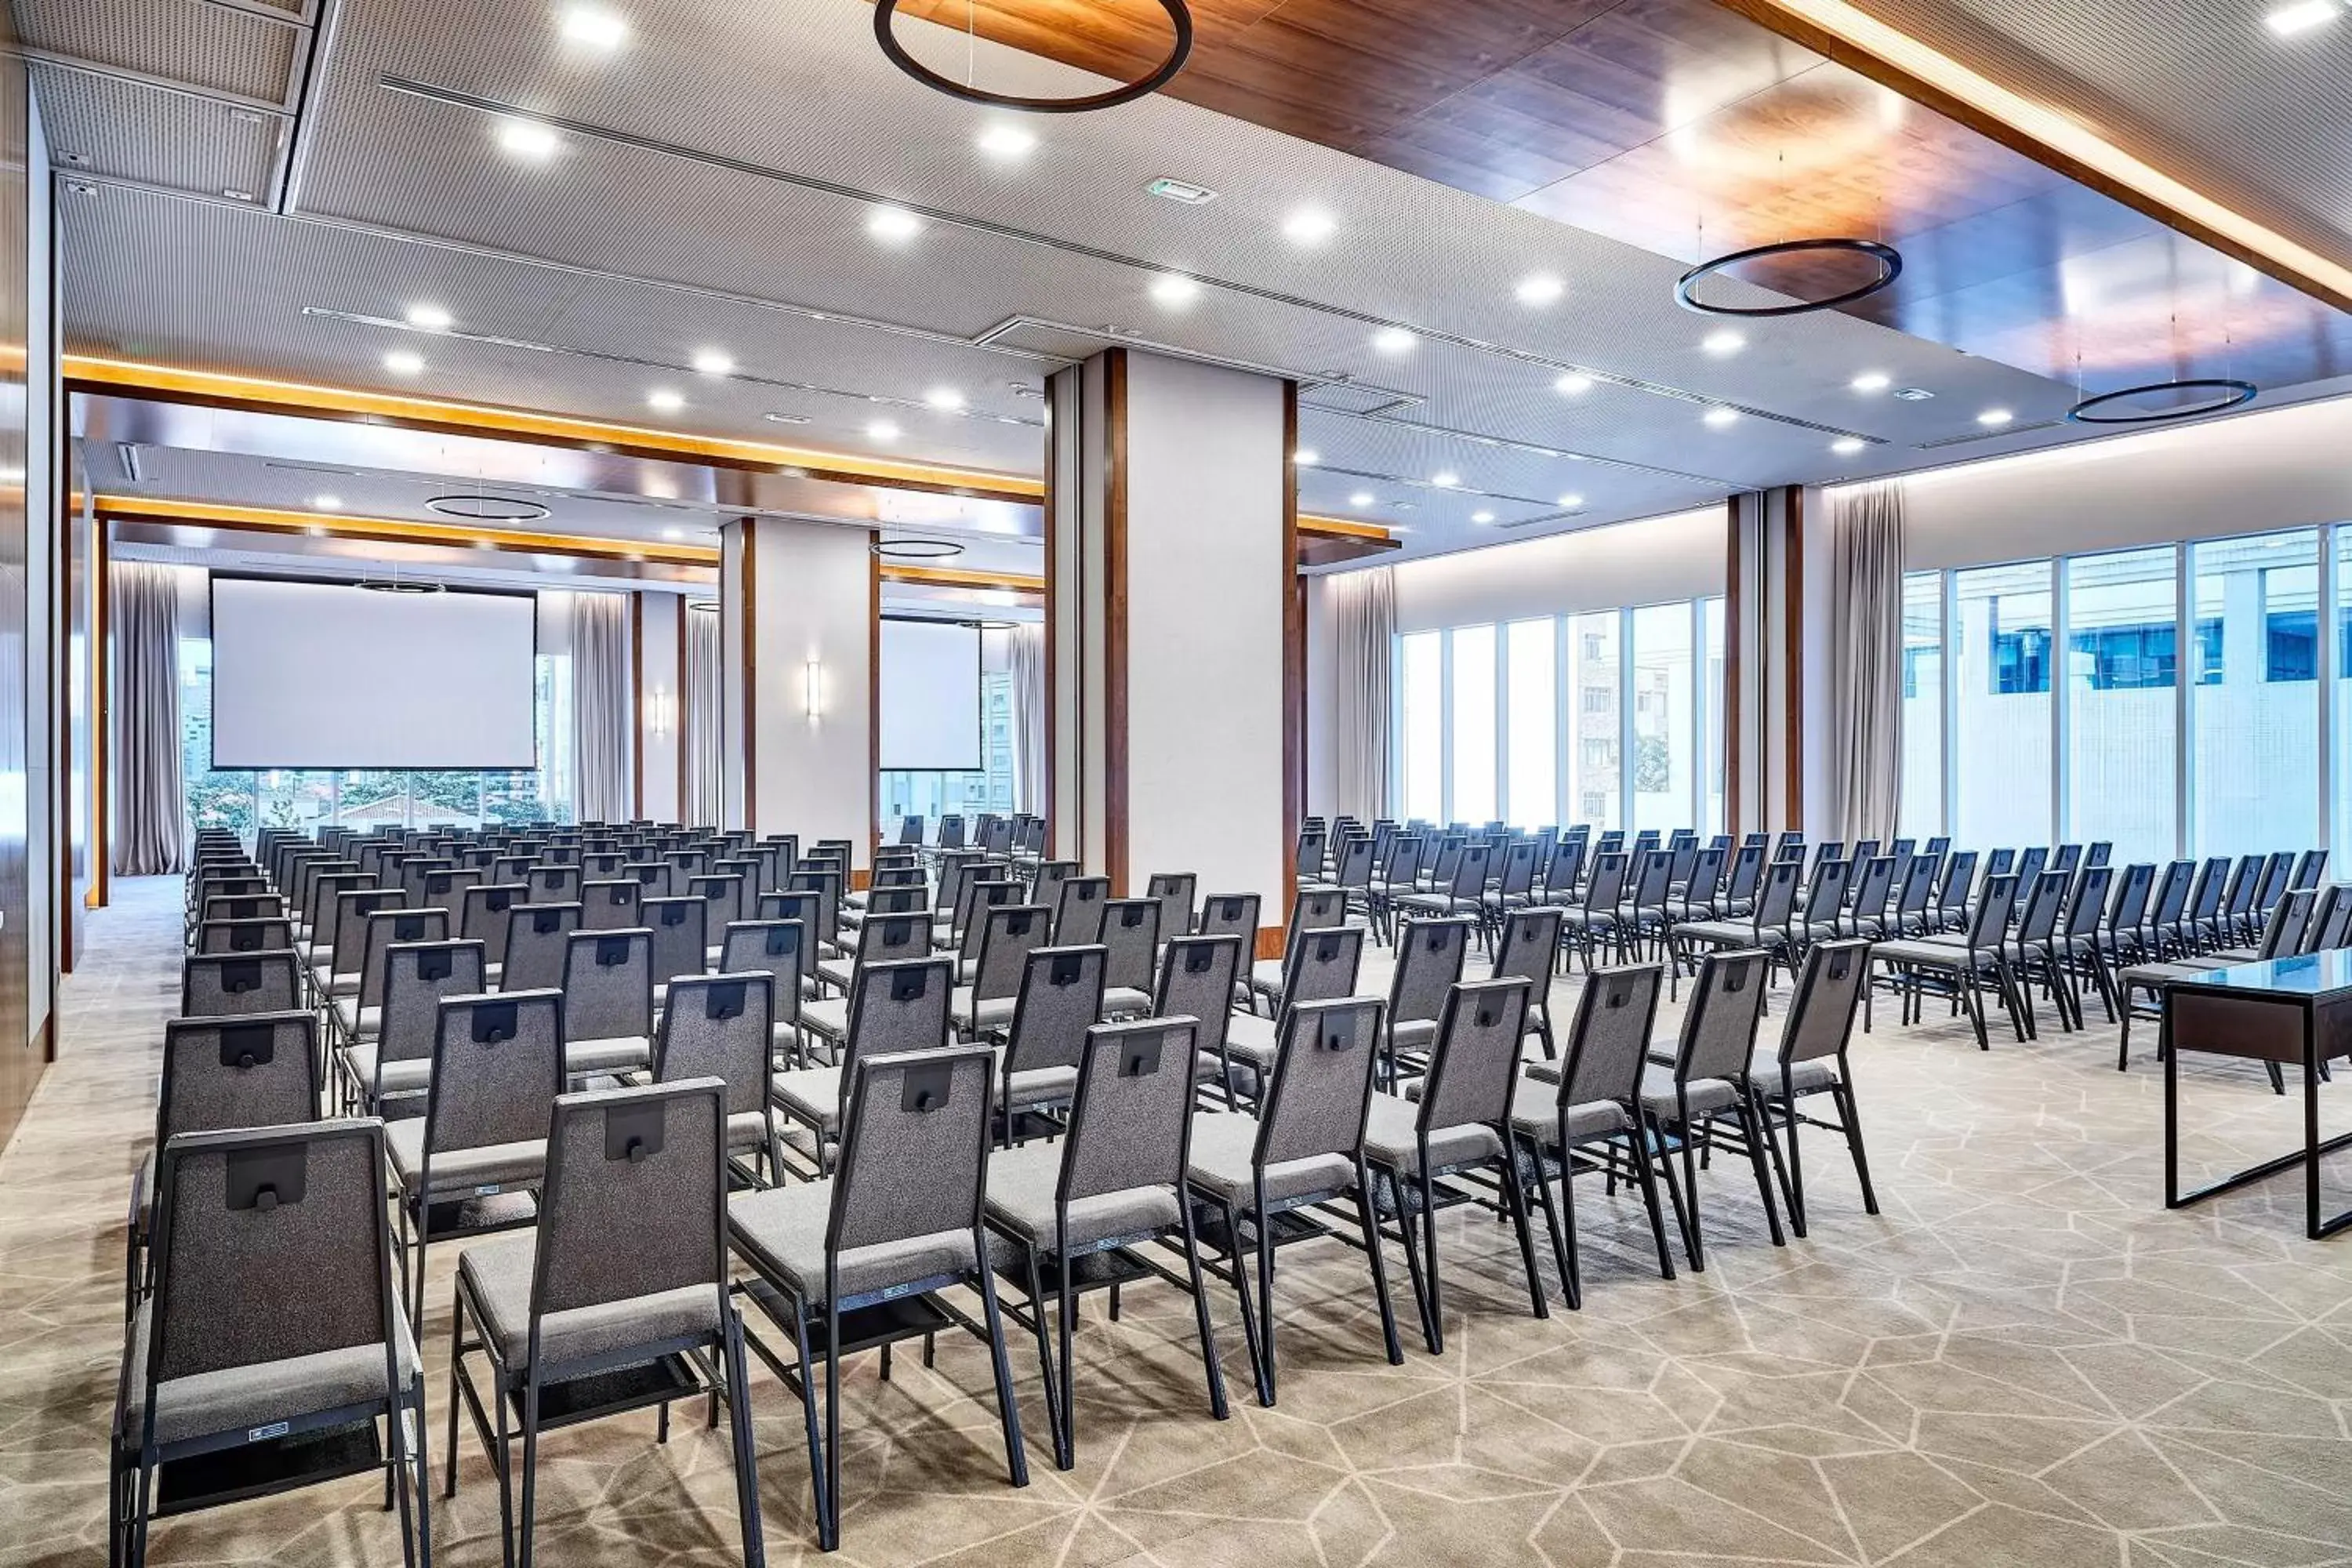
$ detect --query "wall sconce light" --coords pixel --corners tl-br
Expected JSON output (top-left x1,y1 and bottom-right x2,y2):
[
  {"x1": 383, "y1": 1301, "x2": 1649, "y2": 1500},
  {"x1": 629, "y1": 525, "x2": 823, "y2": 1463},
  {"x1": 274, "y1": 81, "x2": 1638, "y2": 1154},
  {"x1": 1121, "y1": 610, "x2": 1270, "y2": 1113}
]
[
  {"x1": 804, "y1": 659, "x2": 823, "y2": 719},
  {"x1": 647, "y1": 687, "x2": 675, "y2": 739}
]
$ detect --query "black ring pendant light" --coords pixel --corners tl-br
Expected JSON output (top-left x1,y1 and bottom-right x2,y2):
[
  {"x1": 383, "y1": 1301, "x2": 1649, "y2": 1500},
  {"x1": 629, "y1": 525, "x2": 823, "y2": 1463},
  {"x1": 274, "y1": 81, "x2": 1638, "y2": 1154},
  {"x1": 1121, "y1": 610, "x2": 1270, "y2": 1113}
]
[
  {"x1": 1676, "y1": 238, "x2": 1904, "y2": 318},
  {"x1": 2067, "y1": 379, "x2": 2258, "y2": 424},
  {"x1": 872, "y1": 538, "x2": 966, "y2": 561},
  {"x1": 874, "y1": 0, "x2": 1193, "y2": 114}
]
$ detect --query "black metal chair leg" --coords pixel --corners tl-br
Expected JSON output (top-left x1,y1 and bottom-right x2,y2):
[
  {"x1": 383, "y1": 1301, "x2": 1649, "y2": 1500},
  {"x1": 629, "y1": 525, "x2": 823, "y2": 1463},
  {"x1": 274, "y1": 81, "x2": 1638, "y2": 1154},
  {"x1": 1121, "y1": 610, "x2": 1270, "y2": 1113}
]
[
  {"x1": 1353, "y1": 1164, "x2": 1406, "y2": 1367},
  {"x1": 1176, "y1": 1203, "x2": 1229, "y2": 1421}
]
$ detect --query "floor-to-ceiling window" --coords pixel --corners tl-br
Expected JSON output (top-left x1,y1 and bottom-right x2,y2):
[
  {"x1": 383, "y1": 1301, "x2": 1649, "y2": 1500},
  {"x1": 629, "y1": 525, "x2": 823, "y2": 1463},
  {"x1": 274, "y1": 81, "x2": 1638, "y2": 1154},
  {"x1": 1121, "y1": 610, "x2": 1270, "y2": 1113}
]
[
  {"x1": 1390, "y1": 596, "x2": 1723, "y2": 832},
  {"x1": 1899, "y1": 524, "x2": 2347, "y2": 859},
  {"x1": 2064, "y1": 546, "x2": 2177, "y2": 863}
]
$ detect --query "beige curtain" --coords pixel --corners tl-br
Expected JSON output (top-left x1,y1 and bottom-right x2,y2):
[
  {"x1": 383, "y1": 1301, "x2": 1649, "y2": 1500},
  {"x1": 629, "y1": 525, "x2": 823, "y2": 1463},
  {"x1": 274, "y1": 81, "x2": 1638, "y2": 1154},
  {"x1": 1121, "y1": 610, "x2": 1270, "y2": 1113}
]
[
  {"x1": 1331, "y1": 565, "x2": 1395, "y2": 822},
  {"x1": 684, "y1": 602, "x2": 723, "y2": 828},
  {"x1": 571, "y1": 591, "x2": 632, "y2": 823},
  {"x1": 112, "y1": 562, "x2": 186, "y2": 874},
  {"x1": 1828, "y1": 480, "x2": 1906, "y2": 842},
  {"x1": 1007, "y1": 621, "x2": 1046, "y2": 814}
]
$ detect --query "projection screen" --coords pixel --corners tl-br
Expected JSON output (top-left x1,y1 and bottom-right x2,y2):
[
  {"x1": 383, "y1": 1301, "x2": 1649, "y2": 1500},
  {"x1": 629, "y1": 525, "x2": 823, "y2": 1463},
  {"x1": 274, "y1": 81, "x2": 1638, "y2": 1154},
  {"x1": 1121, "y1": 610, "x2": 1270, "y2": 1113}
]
[
  {"x1": 878, "y1": 618, "x2": 982, "y2": 771},
  {"x1": 209, "y1": 575, "x2": 539, "y2": 770}
]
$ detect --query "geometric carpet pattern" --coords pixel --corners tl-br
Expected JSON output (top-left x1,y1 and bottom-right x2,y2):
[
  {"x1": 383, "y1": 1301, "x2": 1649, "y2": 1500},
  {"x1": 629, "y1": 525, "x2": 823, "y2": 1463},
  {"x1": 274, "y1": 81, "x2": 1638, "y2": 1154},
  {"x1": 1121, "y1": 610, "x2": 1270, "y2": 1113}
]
[{"x1": 4, "y1": 877, "x2": 2351, "y2": 1566}]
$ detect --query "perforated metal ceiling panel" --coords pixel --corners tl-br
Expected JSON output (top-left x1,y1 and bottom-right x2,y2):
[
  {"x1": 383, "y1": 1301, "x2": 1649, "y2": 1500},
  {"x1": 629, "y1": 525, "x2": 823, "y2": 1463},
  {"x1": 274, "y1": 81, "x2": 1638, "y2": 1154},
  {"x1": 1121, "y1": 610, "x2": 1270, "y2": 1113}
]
[
  {"x1": 24, "y1": 0, "x2": 303, "y2": 104},
  {"x1": 34, "y1": 65, "x2": 279, "y2": 200},
  {"x1": 1847, "y1": 0, "x2": 2352, "y2": 269}
]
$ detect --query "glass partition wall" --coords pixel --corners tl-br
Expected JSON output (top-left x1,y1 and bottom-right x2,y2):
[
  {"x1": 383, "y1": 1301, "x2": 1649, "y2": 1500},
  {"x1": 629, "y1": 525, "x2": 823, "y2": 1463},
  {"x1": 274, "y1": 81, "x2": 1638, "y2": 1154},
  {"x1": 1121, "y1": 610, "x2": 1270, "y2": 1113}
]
[
  {"x1": 1900, "y1": 523, "x2": 2349, "y2": 857},
  {"x1": 1393, "y1": 596, "x2": 1726, "y2": 833}
]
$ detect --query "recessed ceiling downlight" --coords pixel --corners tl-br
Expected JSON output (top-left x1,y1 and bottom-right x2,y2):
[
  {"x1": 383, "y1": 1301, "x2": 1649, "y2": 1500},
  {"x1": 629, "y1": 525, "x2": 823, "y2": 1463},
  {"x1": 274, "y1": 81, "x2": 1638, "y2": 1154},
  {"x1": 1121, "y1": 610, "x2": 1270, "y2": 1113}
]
[{"x1": 426, "y1": 493, "x2": 554, "y2": 522}]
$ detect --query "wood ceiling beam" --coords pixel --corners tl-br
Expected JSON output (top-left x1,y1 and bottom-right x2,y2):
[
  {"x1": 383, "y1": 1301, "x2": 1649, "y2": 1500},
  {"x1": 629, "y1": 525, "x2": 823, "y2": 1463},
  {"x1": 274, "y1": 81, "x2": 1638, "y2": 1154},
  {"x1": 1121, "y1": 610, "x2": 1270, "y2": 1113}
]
[
  {"x1": 95, "y1": 494, "x2": 720, "y2": 566},
  {"x1": 1716, "y1": 0, "x2": 2352, "y2": 315}
]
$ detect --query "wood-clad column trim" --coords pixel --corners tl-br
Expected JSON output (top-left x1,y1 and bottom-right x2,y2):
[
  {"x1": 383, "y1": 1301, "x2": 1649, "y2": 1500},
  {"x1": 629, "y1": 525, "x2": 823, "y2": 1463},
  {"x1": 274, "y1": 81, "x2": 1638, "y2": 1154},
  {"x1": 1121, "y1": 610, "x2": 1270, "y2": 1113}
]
[
  {"x1": 1040, "y1": 390, "x2": 1056, "y2": 843},
  {"x1": 866, "y1": 547, "x2": 880, "y2": 884},
  {"x1": 738, "y1": 517, "x2": 757, "y2": 833},
  {"x1": 1783, "y1": 485, "x2": 1806, "y2": 829},
  {"x1": 629, "y1": 590, "x2": 644, "y2": 818},
  {"x1": 91, "y1": 517, "x2": 108, "y2": 906},
  {"x1": 1103, "y1": 347, "x2": 1129, "y2": 898},
  {"x1": 1272, "y1": 379, "x2": 1301, "y2": 964},
  {"x1": 676, "y1": 597, "x2": 690, "y2": 823},
  {"x1": 1723, "y1": 497, "x2": 1744, "y2": 833}
]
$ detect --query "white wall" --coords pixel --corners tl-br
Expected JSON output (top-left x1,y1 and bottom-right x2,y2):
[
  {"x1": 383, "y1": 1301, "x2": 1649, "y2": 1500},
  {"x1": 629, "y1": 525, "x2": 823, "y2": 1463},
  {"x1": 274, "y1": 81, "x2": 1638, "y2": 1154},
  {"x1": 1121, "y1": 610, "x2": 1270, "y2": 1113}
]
[
  {"x1": 1899, "y1": 394, "x2": 2352, "y2": 571},
  {"x1": 722, "y1": 517, "x2": 873, "y2": 866},
  {"x1": 637, "y1": 590, "x2": 681, "y2": 822},
  {"x1": 1121, "y1": 351, "x2": 1289, "y2": 908},
  {"x1": 1388, "y1": 507, "x2": 1727, "y2": 633}
]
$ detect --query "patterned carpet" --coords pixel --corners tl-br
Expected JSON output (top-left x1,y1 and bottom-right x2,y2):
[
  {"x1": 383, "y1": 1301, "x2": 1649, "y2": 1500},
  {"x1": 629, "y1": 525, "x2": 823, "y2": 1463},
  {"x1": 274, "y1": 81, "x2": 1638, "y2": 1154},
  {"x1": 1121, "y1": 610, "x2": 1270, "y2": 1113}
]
[{"x1": 5, "y1": 878, "x2": 2351, "y2": 1566}]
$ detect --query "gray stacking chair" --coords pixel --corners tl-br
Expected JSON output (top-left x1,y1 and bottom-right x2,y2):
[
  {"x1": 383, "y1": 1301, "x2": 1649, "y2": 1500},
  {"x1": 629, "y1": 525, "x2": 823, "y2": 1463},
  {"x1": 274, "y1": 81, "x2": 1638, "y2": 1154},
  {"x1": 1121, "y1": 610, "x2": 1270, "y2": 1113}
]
[
  {"x1": 112, "y1": 1121, "x2": 428, "y2": 1568},
  {"x1": 985, "y1": 1017, "x2": 1226, "y2": 1469},
  {"x1": 771, "y1": 956, "x2": 954, "y2": 1172},
  {"x1": 1155, "y1": 932, "x2": 1246, "y2": 1106},
  {"x1": 447, "y1": 1080, "x2": 760, "y2": 1568},
  {"x1": 500, "y1": 903, "x2": 581, "y2": 995},
  {"x1": 558, "y1": 928, "x2": 655, "y2": 1080},
  {"x1": 181, "y1": 951, "x2": 301, "y2": 1018},
  {"x1": 951, "y1": 903, "x2": 1053, "y2": 1038},
  {"x1": 1184, "y1": 996, "x2": 1404, "y2": 1406},
  {"x1": 343, "y1": 938, "x2": 487, "y2": 1117},
  {"x1": 727, "y1": 1045, "x2": 1027, "y2": 1552},
  {"x1": 1247, "y1": 887, "x2": 1345, "y2": 1013},
  {"x1": 1869, "y1": 873, "x2": 2025, "y2": 1048},
  {"x1": 390, "y1": 991, "x2": 565, "y2": 1329},
  {"x1": 524, "y1": 864, "x2": 581, "y2": 903},
  {"x1": 194, "y1": 916, "x2": 292, "y2": 956},
  {"x1": 320, "y1": 887, "x2": 405, "y2": 998},
  {"x1": 1145, "y1": 871, "x2": 1197, "y2": 942},
  {"x1": 1375, "y1": 916, "x2": 1472, "y2": 1085},
  {"x1": 1195, "y1": 891, "x2": 1261, "y2": 955},
  {"x1": 1491, "y1": 906, "x2": 1567, "y2": 1060},
  {"x1": 124, "y1": 1011, "x2": 320, "y2": 1319},
  {"x1": 580, "y1": 877, "x2": 643, "y2": 931},
  {"x1": 816, "y1": 906, "x2": 928, "y2": 996},
  {"x1": 461, "y1": 884, "x2": 527, "y2": 980},
  {"x1": 1744, "y1": 939, "x2": 1878, "y2": 1237},
  {"x1": 1558, "y1": 850, "x2": 1631, "y2": 971},
  {"x1": 993, "y1": 945, "x2": 1108, "y2": 1138},
  {"x1": 656, "y1": 972, "x2": 782, "y2": 1189},
  {"x1": 1641, "y1": 949, "x2": 1784, "y2": 1272},
  {"x1": 336, "y1": 907, "x2": 451, "y2": 1047},
  {"x1": 1221, "y1": 924, "x2": 1367, "y2": 1109},
  {"x1": 1517, "y1": 963, "x2": 1676, "y2": 1302},
  {"x1": 1095, "y1": 897, "x2": 1162, "y2": 1015},
  {"x1": 1366, "y1": 978, "x2": 1548, "y2": 1353},
  {"x1": 719, "y1": 918, "x2": 808, "y2": 1066},
  {"x1": 643, "y1": 895, "x2": 709, "y2": 1004}
]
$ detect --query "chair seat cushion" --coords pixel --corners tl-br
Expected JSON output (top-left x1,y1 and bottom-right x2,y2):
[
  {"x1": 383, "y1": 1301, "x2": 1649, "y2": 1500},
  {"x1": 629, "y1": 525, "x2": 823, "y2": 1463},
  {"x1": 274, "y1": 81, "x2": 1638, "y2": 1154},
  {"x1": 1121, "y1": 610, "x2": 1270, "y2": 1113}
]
[
  {"x1": 1247, "y1": 960, "x2": 1283, "y2": 1000},
  {"x1": 1671, "y1": 919, "x2": 1756, "y2": 946},
  {"x1": 801, "y1": 999, "x2": 848, "y2": 1042},
  {"x1": 951, "y1": 987, "x2": 1017, "y2": 1033},
  {"x1": 728, "y1": 1109, "x2": 771, "y2": 1152},
  {"x1": 1100, "y1": 985, "x2": 1152, "y2": 1017},
  {"x1": 119, "y1": 1299, "x2": 420, "y2": 1448},
  {"x1": 728, "y1": 1182, "x2": 977, "y2": 1305},
  {"x1": 1359, "y1": 1093, "x2": 1501, "y2": 1174},
  {"x1": 1507, "y1": 1078, "x2": 1635, "y2": 1146},
  {"x1": 815, "y1": 957, "x2": 857, "y2": 992},
  {"x1": 385, "y1": 1120, "x2": 546, "y2": 1196},
  {"x1": 329, "y1": 1002, "x2": 382, "y2": 1042},
  {"x1": 1740, "y1": 1053, "x2": 1838, "y2": 1095},
  {"x1": 1182, "y1": 1111, "x2": 1355, "y2": 1208},
  {"x1": 983, "y1": 1142, "x2": 1181, "y2": 1253},
  {"x1": 1388, "y1": 1017, "x2": 1439, "y2": 1054},
  {"x1": 1220, "y1": 1011, "x2": 1278, "y2": 1069},
  {"x1": 339, "y1": 1044, "x2": 429, "y2": 1099},
  {"x1": 458, "y1": 1233, "x2": 720, "y2": 1367},
  {"x1": 1873, "y1": 938, "x2": 1987, "y2": 967},
  {"x1": 564, "y1": 1035, "x2": 651, "y2": 1077},
  {"x1": 1636, "y1": 1065, "x2": 1739, "y2": 1120},
  {"x1": 772, "y1": 1067, "x2": 842, "y2": 1133}
]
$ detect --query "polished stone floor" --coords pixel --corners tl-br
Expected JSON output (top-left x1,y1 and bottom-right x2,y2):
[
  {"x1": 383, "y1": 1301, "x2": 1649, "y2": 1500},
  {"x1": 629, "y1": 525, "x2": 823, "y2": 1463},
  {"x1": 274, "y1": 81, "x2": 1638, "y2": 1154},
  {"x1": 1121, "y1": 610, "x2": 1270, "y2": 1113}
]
[{"x1": 5, "y1": 877, "x2": 2352, "y2": 1566}]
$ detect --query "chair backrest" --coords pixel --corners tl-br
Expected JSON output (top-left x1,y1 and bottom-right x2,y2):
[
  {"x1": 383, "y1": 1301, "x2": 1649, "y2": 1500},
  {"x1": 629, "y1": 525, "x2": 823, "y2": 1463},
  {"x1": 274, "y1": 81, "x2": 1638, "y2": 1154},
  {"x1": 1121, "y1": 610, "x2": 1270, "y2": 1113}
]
[
  {"x1": 1893, "y1": 853, "x2": 1938, "y2": 918},
  {"x1": 641, "y1": 895, "x2": 709, "y2": 987},
  {"x1": 2300, "y1": 885, "x2": 2351, "y2": 953},
  {"x1": 716, "y1": 919, "x2": 805, "y2": 1025},
  {"x1": 2013, "y1": 845, "x2": 2049, "y2": 894},
  {"x1": 2050, "y1": 843, "x2": 2081, "y2": 876},
  {"x1": 2014, "y1": 870, "x2": 2068, "y2": 943},
  {"x1": 460, "y1": 882, "x2": 527, "y2": 954},
  {"x1": 1773, "y1": 938, "x2": 1871, "y2": 1067},
  {"x1": 691, "y1": 873, "x2": 749, "y2": 933},
  {"x1": 1846, "y1": 855, "x2": 1896, "y2": 921},
  {"x1": 1936, "y1": 850, "x2": 1978, "y2": 913},
  {"x1": 1098, "y1": 898, "x2": 1162, "y2": 993},
  {"x1": 1058, "y1": 1018, "x2": 1200, "y2": 1207},
  {"x1": 1798, "y1": 856, "x2": 1850, "y2": 926},
  {"x1": 1195, "y1": 892, "x2": 1260, "y2": 949},
  {"x1": 1721, "y1": 841, "x2": 1764, "y2": 905},
  {"x1": 426, "y1": 990, "x2": 567, "y2": 1158},
  {"x1": 1388, "y1": 917, "x2": 1472, "y2": 1034},
  {"x1": 503, "y1": 902, "x2": 583, "y2": 993},
  {"x1": 1682, "y1": 846, "x2": 1726, "y2": 905},
  {"x1": 528, "y1": 864, "x2": 583, "y2": 902},
  {"x1": 828, "y1": 1044, "x2": 994, "y2": 1265},
  {"x1": 1283, "y1": 887, "x2": 1346, "y2": 953},
  {"x1": 1281, "y1": 924, "x2": 1364, "y2": 1009},
  {"x1": 582, "y1": 878, "x2": 644, "y2": 931},
  {"x1": 1581, "y1": 850, "x2": 1628, "y2": 912},
  {"x1": 1002, "y1": 945, "x2": 1108, "y2": 1079},
  {"x1": 143, "y1": 1121, "x2": 396, "y2": 1432},
  {"x1": 1052, "y1": 875, "x2": 1111, "y2": 944},
  {"x1": 971, "y1": 903, "x2": 1054, "y2": 1000},
  {"x1": 2064, "y1": 866, "x2": 2114, "y2": 938},
  {"x1": 841, "y1": 956, "x2": 954, "y2": 1076},
  {"x1": 1416, "y1": 978, "x2": 1531, "y2": 1138},
  {"x1": 359, "y1": 907, "x2": 448, "y2": 1010},
  {"x1": 1490, "y1": 906, "x2": 1565, "y2": 1019},
  {"x1": 328, "y1": 888, "x2": 403, "y2": 977},
  {"x1": 530, "y1": 1080, "x2": 727, "y2": 1336},
  {"x1": 378, "y1": 938, "x2": 488, "y2": 1068},
  {"x1": 1330, "y1": 834, "x2": 1375, "y2": 889},
  {"x1": 2292, "y1": 849, "x2": 2329, "y2": 891},
  {"x1": 181, "y1": 951, "x2": 300, "y2": 1016},
  {"x1": 937, "y1": 815, "x2": 966, "y2": 850},
  {"x1": 856, "y1": 910, "x2": 932, "y2": 970},
  {"x1": 1963, "y1": 873, "x2": 2020, "y2": 948},
  {"x1": 655, "y1": 973, "x2": 775, "y2": 1120},
  {"x1": 2187, "y1": 857, "x2": 2229, "y2": 923},
  {"x1": 196, "y1": 916, "x2": 292, "y2": 955},
  {"x1": 1748, "y1": 857, "x2": 1802, "y2": 930},
  {"x1": 157, "y1": 1011, "x2": 319, "y2": 1142},
  {"x1": 1145, "y1": 872, "x2": 1197, "y2": 939},
  {"x1": 1153, "y1": 933, "x2": 1242, "y2": 1060},
  {"x1": 1552, "y1": 963, "x2": 1664, "y2": 1112},
  {"x1": 1984, "y1": 847, "x2": 2016, "y2": 877},
  {"x1": 2256, "y1": 851, "x2": 2296, "y2": 914},
  {"x1": 1665, "y1": 949, "x2": 1772, "y2": 1083},
  {"x1": 2260, "y1": 887, "x2": 2317, "y2": 958},
  {"x1": 863, "y1": 884, "x2": 927, "y2": 919},
  {"x1": 1254, "y1": 996, "x2": 1384, "y2": 1171},
  {"x1": 2103, "y1": 862, "x2": 2157, "y2": 934},
  {"x1": 561, "y1": 928, "x2": 653, "y2": 1043}
]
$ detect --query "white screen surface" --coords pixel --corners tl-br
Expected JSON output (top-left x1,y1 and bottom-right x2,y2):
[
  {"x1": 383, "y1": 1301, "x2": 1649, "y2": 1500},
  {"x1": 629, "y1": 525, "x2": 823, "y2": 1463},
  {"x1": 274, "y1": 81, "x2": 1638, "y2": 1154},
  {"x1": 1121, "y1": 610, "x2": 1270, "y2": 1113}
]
[
  {"x1": 210, "y1": 577, "x2": 539, "y2": 770},
  {"x1": 879, "y1": 619, "x2": 982, "y2": 771}
]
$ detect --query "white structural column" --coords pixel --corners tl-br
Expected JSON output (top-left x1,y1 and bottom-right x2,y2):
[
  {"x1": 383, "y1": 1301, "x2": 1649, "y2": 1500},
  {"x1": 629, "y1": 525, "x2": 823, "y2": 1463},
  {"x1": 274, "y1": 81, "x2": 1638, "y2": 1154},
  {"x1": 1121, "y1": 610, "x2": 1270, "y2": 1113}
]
[
  {"x1": 633, "y1": 589, "x2": 682, "y2": 822},
  {"x1": 720, "y1": 516, "x2": 876, "y2": 868},
  {"x1": 1728, "y1": 485, "x2": 1832, "y2": 839},
  {"x1": 1047, "y1": 347, "x2": 1296, "y2": 952}
]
